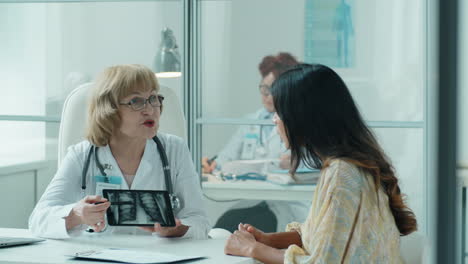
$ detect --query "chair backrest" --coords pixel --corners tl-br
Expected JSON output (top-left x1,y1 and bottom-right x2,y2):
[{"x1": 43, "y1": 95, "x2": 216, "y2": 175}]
[{"x1": 57, "y1": 83, "x2": 186, "y2": 166}]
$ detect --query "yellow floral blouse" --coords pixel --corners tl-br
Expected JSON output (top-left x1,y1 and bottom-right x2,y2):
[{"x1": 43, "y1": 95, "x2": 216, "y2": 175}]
[{"x1": 284, "y1": 159, "x2": 403, "y2": 263}]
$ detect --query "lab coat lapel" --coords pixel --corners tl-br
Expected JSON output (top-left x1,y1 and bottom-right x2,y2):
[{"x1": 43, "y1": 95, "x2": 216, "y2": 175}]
[
  {"x1": 132, "y1": 140, "x2": 156, "y2": 190},
  {"x1": 264, "y1": 125, "x2": 277, "y2": 143},
  {"x1": 261, "y1": 111, "x2": 276, "y2": 146},
  {"x1": 101, "y1": 145, "x2": 129, "y2": 189}
]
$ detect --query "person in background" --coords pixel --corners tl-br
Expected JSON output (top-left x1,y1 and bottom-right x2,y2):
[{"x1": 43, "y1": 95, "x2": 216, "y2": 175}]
[
  {"x1": 224, "y1": 64, "x2": 417, "y2": 263},
  {"x1": 29, "y1": 64, "x2": 210, "y2": 239},
  {"x1": 202, "y1": 52, "x2": 298, "y2": 172},
  {"x1": 202, "y1": 53, "x2": 310, "y2": 233}
]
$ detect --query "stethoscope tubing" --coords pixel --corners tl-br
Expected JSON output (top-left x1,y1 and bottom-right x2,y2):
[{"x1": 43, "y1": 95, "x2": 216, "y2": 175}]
[{"x1": 80, "y1": 136, "x2": 179, "y2": 209}]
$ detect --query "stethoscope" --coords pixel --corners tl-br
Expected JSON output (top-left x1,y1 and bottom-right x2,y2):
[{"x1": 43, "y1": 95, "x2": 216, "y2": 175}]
[
  {"x1": 81, "y1": 135, "x2": 181, "y2": 210},
  {"x1": 255, "y1": 113, "x2": 276, "y2": 156}
]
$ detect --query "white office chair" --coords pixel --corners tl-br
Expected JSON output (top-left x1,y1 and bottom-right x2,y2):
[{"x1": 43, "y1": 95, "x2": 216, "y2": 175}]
[{"x1": 58, "y1": 82, "x2": 186, "y2": 165}]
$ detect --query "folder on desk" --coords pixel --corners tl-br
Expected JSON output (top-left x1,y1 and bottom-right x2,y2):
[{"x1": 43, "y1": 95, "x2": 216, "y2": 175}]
[{"x1": 72, "y1": 248, "x2": 205, "y2": 264}]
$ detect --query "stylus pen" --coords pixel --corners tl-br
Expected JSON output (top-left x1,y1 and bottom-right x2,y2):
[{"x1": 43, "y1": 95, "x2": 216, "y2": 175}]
[
  {"x1": 94, "y1": 201, "x2": 133, "y2": 205},
  {"x1": 207, "y1": 155, "x2": 218, "y2": 165}
]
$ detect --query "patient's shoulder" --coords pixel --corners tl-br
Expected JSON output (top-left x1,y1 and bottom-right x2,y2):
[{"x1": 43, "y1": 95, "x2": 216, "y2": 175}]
[{"x1": 323, "y1": 159, "x2": 365, "y2": 192}]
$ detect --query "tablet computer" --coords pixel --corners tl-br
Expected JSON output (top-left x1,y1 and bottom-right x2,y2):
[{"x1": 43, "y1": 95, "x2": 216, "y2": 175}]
[{"x1": 102, "y1": 189, "x2": 176, "y2": 227}]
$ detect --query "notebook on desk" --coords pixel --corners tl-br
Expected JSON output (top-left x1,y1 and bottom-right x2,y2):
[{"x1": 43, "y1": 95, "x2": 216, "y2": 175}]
[
  {"x1": 71, "y1": 248, "x2": 205, "y2": 264},
  {"x1": 0, "y1": 236, "x2": 45, "y2": 248}
]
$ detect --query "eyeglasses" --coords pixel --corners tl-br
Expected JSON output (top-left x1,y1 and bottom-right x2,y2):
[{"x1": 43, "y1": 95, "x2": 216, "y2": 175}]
[
  {"x1": 119, "y1": 94, "x2": 164, "y2": 111},
  {"x1": 259, "y1": 84, "x2": 272, "y2": 97}
]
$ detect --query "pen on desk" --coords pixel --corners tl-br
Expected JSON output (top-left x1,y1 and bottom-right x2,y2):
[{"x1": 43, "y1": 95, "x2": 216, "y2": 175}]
[{"x1": 207, "y1": 155, "x2": 218, "y2": 165}]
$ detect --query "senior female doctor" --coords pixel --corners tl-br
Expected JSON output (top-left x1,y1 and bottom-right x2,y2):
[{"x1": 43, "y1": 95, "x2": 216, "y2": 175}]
[{"x1": 29, "y1": 64, "x2": 210, "y2": 239}]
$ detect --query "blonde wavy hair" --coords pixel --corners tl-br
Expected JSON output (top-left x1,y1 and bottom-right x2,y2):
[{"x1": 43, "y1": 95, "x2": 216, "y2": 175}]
[{"x1": 86, "y1": 64, "x2": 160, "y2": 146}]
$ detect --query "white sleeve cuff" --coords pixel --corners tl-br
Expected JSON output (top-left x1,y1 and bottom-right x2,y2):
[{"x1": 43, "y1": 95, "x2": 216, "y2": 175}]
[
  {"x1": 55, "y1": 203, "x2": 85, "y2": 239},
  {"x1": 179, "y1": 218, "x2": 209, "y2": 239}
]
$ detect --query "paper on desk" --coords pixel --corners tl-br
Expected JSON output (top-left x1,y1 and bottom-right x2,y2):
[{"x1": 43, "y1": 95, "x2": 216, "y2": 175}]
[
  {"x1": 221, "y1": 159, "x2": 280, "y2": 175},
  {"x1": 267, "y1": 168, "x2": 320, "y2": 185},
  {"x1": 71, "y1": 248, "x2": 205, "y2": 264}
]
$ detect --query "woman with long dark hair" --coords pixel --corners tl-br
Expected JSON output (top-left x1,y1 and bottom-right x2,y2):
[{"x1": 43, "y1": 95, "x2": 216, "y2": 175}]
[{"x1": 224, "y1": 64, "x2": 417, "y2": 263}]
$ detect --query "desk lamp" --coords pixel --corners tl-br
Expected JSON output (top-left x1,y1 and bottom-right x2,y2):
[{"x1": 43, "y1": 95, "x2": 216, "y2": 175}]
[{"x1": 154, "y1": 27, "x2": 182, "y2": 78}]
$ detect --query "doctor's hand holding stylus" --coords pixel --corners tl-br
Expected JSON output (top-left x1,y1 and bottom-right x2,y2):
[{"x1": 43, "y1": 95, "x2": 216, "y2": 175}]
[
  {"x1": 201, "y1": 155, "x2": 217, "y2": 173},
  {"x1": 65, "y1": 195, "x2": 110, "y2": 232}
]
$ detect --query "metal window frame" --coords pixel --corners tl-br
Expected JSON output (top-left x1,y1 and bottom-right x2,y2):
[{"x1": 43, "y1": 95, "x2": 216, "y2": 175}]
[{"x1": 436, "y1": 0, "x2": 459, "y2": 263}]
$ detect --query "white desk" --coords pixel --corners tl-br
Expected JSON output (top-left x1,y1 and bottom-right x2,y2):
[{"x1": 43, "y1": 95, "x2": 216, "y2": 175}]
[{"x1": 0, "y1": 228, "x2": 252, "y2": 264}]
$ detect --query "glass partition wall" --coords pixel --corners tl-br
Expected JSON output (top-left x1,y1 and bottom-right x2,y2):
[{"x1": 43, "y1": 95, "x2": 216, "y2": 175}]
[{"x1": 192, "y1": 0, "x2": 431, "y2": 235}]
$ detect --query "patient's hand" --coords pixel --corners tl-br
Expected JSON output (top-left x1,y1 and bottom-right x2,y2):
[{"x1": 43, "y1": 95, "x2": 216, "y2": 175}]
[
  {"x1": 239, "y1": 223, "x2": 271, "y2": 246},
  {"x1": 201, "y1": 157, "x2": 217, "y2": 173},
  {"x1": 225, "y1": 224, "x2": 258, "y2": 257},
  {"x1": 139, "y1": 218, "x2": 189, "y2": 237},
  {"x1": 279, "y1": 154, "x2": 291, "y2": 169}
]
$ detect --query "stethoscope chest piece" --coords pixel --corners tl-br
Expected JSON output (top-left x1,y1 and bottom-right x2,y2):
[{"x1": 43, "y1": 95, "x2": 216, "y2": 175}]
[{"x1": 170, "y1": 194, "x2": 181, "y2": 210}]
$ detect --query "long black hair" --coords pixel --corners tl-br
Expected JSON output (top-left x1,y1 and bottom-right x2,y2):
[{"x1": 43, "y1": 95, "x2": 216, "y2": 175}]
[{"x1": 271, "y1": 63, "x2": 417, "y2": 235}]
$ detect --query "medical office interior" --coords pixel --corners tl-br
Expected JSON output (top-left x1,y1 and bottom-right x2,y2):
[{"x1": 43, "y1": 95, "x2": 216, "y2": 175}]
[{"x1": 0, "y1": 0, "x2": 466, "y2": 263}]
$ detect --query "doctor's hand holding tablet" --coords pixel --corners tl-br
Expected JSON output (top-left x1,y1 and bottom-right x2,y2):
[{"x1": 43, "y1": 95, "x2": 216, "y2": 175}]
[{"x1": 139, "y1": 219, "x2": 189, "y2": 237}]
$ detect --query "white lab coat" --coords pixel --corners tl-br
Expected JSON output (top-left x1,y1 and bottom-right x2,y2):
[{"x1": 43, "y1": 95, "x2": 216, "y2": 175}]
[
  {"x1": 215, "y1": 108, "x2": 310, "y2": 231},
  {"x1": 216, "y1": 108, "x2": 283, "y2": 166},
  {"x1": 29, "y1": 133, "x2": 210, "y2": 240}
]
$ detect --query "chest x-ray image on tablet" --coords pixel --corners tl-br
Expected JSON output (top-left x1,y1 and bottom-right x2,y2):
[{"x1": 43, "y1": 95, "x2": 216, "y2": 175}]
[{"x1": 103, "y1": 190, "x2": 176, "y2": 227}]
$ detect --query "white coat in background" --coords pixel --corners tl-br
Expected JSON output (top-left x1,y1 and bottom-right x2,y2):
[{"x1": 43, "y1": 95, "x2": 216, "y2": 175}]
[
  {"x1": 29, "y1": 133, "x2": 210, "y2": 239},
  {"x1": 216, "y1": 108, "x2": 282, "y2": 165},
  {"x1": 215, "y1": 108, "x2": 310, "y2": 232}
]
